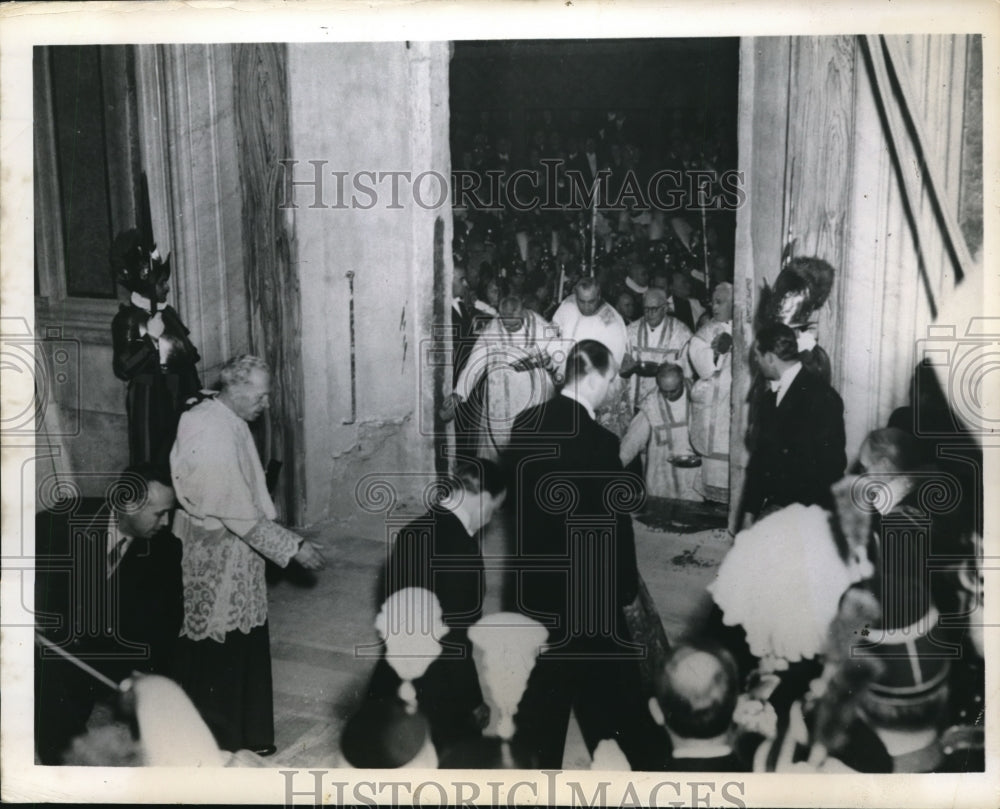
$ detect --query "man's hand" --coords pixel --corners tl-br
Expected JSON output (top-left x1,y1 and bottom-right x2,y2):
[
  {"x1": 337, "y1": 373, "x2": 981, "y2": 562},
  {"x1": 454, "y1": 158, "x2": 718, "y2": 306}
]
[{"x1": 292, "y1": 539, "x2": 325, "y2": 570}]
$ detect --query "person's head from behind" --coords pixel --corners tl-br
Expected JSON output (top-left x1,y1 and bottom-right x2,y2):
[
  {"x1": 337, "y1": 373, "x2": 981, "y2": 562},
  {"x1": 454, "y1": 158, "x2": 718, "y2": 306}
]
[
  {"x1": 753, "y1": 323, "x2": 799, "y2": 381},
  {"x1": 111, "y1": 463, "x2": 176, "y2": 540},
  {"x1": 656, "y1": 363, "x2": 686, "y2": 403},
  {"x1": 650, "y1": 643, "x2": 739, "y2": 742},
  {"x1": 650, "y1": 271, "x2": 670, "y2": 293},
  {"x1": 564, "y1": 340, "x2": 618, "y2": 411},
  {"x1": 574, "y1": 277, "x2": 603, "y2": 317},
  {"x1": 219, "y1": 354, "x2": 270, "y2": 422},
  {"x1": 339, "y1": 698, "x2": 437, "y2": 769},
  {"x1": 441, "y1": 458, "x2": 507, "y2": 532},
  {"x1": 858, "y1": 427, "x2": 921, "y2": 484}
]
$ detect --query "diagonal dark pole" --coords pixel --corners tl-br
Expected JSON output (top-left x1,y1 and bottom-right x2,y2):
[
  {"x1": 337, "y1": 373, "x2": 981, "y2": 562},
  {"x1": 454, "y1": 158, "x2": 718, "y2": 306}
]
[
  {"x1": 879, "y1": 34, "x2": 973, "y2": 285},
  {"x1": 861, "y1": 34, "x2": 940, "y2": 319}
]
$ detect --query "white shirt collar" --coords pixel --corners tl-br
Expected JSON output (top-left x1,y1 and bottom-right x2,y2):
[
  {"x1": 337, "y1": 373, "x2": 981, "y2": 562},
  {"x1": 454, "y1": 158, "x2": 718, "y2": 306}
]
[
  {"x1": 561, "y1": 388, "x2": 596, "y2": 421},
  {"x1": 440, "y1": 497, "x2": 476, "y2": 536},
  {"x1": 770, "y1": 361, "x2": 802, "y2": 405},
  {"x1": 625, "y1": 277, "x2": 648, "y2": 294},
  {"x1": 130, "y1": 291, "x2": 154, "y2": 312},
  {"x1": 669, "y1": 738, "x2": 734, "y2": 759}
]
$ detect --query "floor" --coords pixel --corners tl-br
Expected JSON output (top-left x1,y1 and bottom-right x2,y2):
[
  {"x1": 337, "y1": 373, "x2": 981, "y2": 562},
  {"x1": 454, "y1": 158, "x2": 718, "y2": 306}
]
[{"x1": 265, "y1": 503, "x2": 732, "y2": 768}]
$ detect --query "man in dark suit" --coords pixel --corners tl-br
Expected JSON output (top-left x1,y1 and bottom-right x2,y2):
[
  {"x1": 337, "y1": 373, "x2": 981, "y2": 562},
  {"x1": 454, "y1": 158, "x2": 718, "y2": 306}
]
[
  {"x1": 367, "y1": 459, "x2": 507, "y2": 757},
  {"x1": 505, "y1": 340, "x2": 663, "y2": 770},
  {"x1": 34, "y1": 463, "x2": 183, "y2": 764},
  {"x1": 739, "y1": 324, "x2": 847, "y2": 525}
]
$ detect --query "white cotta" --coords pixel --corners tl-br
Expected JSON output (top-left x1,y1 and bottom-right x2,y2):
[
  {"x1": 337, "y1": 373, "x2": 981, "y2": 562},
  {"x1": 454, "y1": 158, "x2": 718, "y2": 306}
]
[
  {"x1": 707, "y1": 504, "x2": 855, "y2": 665},
  {"x1": 468, "y1": 613, "x2": 548, "y2": 740},
  {"x1": 375, "y1": 587, "x2": 447, "y2": 707}
]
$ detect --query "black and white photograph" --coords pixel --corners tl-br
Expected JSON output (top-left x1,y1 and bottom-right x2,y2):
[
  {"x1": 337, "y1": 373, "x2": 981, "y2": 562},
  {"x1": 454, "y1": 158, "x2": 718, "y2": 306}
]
[{"x1": 1, "y1": 1, "x2": 997, "y2": 805}]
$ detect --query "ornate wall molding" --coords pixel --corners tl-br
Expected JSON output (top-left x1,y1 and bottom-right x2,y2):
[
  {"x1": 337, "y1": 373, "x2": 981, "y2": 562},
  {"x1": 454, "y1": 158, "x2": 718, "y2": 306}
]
[{"x1": 233, "y1": 43, "x2": 306, "y2": 523}]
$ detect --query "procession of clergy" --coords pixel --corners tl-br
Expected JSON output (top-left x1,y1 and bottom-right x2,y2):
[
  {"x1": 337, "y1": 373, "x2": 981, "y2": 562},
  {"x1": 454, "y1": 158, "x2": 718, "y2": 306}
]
[{"x1": 445, "y1": 275, "x2": 734, "y2": 506}]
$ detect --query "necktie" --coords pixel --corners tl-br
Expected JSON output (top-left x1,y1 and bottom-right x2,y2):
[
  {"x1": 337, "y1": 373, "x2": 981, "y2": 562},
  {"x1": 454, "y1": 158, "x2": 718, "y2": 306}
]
[{"x1": 107, "y1": 537, "x2": 129, "y2": 577}]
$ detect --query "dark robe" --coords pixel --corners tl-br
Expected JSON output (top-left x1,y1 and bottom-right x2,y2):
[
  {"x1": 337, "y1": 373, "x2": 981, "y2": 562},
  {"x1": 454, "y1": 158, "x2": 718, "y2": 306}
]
[
  {"x1": 111, "y1": 302, "x2": 201, "y2": 466},
  {"x1": 34, "y1": 500, "x2": 183, "y2": 763},
  {"x1": 367, "y1": 507, "x2": 486, "y2": 754}
]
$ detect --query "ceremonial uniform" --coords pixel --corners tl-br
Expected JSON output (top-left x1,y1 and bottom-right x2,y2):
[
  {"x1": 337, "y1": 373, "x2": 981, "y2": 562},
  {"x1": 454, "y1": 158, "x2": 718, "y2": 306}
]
[{"x1": 112, "y1": 295, "x2": 201, "y2": 466}]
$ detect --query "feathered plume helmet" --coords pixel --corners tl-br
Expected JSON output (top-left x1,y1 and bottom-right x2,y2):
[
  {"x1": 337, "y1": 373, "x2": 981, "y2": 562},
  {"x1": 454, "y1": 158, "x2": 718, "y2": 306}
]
[
  {"x1": 110, "y1": 228, "x2": 171, "y2": 297},
  {"x1": 758, "y1": 253, "x2": 836, "y2": 330}
]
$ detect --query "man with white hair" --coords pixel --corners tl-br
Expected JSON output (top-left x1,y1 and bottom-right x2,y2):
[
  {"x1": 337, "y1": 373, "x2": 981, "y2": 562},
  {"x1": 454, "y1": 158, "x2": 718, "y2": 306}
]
[
  {"x1": 622, "y1": 287, "x2": 693, "y2": 414},
  {"x1": 169, "y1": 354, "x2": 325, "y2": 755}
]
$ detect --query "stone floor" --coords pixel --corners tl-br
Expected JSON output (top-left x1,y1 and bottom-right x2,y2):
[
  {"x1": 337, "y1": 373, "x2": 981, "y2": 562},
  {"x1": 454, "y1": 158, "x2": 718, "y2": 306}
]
[{"x1": 265, "y1": 504, "x2": 732, "y2": 768}]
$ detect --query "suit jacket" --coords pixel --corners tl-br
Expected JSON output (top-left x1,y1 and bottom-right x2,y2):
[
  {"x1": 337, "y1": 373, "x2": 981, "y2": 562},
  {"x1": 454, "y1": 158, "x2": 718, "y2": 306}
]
[
  {"x1": 507, "y1": 395, "x2": 641, "y2": 647},
  {"x1": 35, "y1": 500, "x2": 184, "y2": 681},
  {"x1": 741, "y1": 367, "x2": 846, "y2": 519},
  {"x1": 34, "y1": 499, "x2": 183, "y2": 762},
  {"x1": 378, "y1": 507, "x2": 485, "y2": 631}
]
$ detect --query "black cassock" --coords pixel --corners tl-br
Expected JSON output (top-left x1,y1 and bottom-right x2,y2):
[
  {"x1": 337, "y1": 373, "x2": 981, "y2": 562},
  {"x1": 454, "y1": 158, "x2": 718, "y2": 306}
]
[
  {"x1": 505, "y1": 395, "x2": 667, "y2": 771},
  {"x1": 367, "y1": 508, "x2": 486, "y2": 756},
  {"x1": 111, "y1": 303, "x2": 201, "y2": 466}
]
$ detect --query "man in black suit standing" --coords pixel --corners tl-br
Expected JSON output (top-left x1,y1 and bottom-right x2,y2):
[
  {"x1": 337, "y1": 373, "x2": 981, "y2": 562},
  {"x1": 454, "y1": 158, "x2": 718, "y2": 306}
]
[
  {"x1": 739, "y1": 324, "x2": 847, "y2": 525},
  {"x1": 506, "y1": 340, "x2": 662, "y2": 769},
  {"x1": 34, "y1": 464, "x2": 183, "y2": 763}
]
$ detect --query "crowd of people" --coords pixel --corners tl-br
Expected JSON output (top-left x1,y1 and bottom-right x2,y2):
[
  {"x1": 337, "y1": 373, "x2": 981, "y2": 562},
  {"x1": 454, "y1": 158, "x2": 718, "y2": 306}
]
[{"x1": 32, "y1": 138, "x2": 984, "y2": 773}]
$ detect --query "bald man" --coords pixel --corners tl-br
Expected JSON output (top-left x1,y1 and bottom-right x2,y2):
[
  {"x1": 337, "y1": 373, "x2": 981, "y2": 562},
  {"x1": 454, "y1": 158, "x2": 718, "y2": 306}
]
[
  {"x1": 620, "y1": 362, "x2": 700, "y2": 501},
  {"x1": 649, "y1": 643, "x2": 747, "y2": 771},
  {"x1": 688, "y1": 282, "x2": 733, "y2": 503}
]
